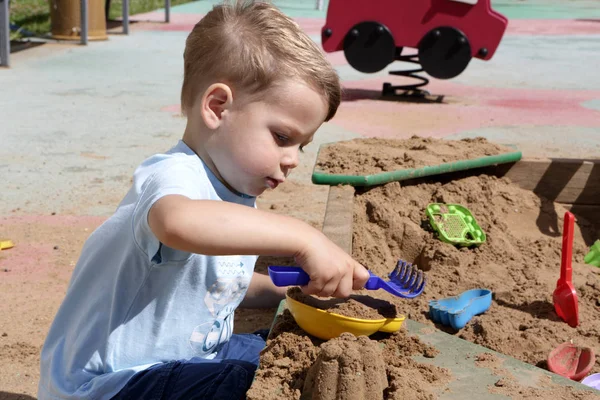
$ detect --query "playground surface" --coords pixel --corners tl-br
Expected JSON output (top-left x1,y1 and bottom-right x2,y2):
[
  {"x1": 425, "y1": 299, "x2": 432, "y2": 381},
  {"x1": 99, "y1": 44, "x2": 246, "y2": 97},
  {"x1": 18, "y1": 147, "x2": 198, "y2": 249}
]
[{"x1": 0, "y1": 0, "x2": 599, "y2": 398}]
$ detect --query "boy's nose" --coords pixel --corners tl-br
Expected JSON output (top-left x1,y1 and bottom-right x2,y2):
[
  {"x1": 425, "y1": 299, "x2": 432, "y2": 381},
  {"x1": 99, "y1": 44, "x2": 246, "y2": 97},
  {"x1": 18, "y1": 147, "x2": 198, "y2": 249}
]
[{"x1": 281, "y1": 148, "x2": 300, "y2": 170}]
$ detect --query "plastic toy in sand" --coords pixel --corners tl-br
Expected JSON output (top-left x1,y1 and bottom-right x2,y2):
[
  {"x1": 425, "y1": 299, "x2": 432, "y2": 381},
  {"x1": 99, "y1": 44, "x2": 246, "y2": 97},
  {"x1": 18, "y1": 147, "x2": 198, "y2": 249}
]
[
  {"x1": 553, "y1": 212, "x2": 579, "y2": 328},
  {"x1": 429, "y1": 288, "x2": 492, "y2": 330},
  {"x1": 284, "y1": 293, "x2": 405, "y2": 340},
  {"x1": 0, "y1": 240, "x2": 14, "y2": 250},
  {"x1": 581, "y1": 373, "x2": 600, "y2": 391},
  {"x1": 426, "y1": 203, "x2": 486, "y2": 247},
  {"x1": 584, "y1": 240, "x2": 600, "y2": 267},
  {"x1": 547, "y1": 342, "x2": 595, "y2": 382}
]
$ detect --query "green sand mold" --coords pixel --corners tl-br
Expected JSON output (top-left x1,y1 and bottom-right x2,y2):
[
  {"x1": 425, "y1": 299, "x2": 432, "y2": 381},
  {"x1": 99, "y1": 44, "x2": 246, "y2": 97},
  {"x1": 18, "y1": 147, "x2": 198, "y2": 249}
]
[
  {"x1": 584, "y1": 240, "x2": 600, "y2": 268},
  {"x1": 426, "y1": 203, "x2": 487, "y2": 247},
  {"x1": 311, "y1": 144, "x2": 522, "y2": 187}
]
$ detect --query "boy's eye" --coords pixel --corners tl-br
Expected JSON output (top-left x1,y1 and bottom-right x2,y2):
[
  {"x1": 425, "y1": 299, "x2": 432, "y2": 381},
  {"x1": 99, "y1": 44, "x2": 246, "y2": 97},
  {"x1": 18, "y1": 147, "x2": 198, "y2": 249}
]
[{"x1": 274, "y1": 133, "x2": 288, "y2": 144}]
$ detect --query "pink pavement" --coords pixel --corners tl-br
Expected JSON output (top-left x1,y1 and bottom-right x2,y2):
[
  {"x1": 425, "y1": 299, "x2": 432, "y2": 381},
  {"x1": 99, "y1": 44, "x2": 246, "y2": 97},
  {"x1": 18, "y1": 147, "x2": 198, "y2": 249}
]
[{"x1": 331, "y1": 78, "x2": 600, "y2": 139}]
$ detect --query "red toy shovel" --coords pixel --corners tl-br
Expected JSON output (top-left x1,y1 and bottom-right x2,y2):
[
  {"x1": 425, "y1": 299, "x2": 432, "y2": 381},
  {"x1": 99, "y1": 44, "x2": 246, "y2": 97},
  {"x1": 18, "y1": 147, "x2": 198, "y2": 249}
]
[{"x1": 553, "y1": 211, "x2": 579, "y2": 328}]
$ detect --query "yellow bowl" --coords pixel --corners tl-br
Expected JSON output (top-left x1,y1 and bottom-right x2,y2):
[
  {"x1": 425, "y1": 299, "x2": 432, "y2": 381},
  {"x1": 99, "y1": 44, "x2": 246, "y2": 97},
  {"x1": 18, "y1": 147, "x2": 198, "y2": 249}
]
[{"x1": 285, "y1": 294, "x2": 405, "y2": 340}]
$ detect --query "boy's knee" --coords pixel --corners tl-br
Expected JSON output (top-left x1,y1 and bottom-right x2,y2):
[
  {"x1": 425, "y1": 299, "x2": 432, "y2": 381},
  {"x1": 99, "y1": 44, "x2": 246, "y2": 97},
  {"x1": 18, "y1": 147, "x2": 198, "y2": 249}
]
[
  {"x1": 252, "y1": 328, "x2": 269, "y2": 341},
  {"x1": 222, "y1": 359, "x2": 258, "y2": 376},
  {"x1": 205, "y1": 360, "x2": 257, "y2": 399},
  {"x1": 221, "y1": 359, "x2": 258, "y2": 388}
]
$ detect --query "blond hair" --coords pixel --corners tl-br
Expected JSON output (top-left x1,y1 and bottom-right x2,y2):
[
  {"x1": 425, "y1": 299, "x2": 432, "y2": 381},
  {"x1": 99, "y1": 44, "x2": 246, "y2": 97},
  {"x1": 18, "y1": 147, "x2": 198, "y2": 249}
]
[{"x1": 181, "y1": 0, "x2": 341, "y2": 121}]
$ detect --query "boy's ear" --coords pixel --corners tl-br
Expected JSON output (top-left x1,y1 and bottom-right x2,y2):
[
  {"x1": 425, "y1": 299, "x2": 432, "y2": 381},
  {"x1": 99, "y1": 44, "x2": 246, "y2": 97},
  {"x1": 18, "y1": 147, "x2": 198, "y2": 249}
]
[{"x1": 200, "y1": 83, "x2": 233, "y2": 130}]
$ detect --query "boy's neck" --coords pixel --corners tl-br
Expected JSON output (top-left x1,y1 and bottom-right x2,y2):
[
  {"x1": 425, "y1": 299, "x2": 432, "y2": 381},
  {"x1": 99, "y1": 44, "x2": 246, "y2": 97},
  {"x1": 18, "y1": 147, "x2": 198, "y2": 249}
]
[
  {"x1": 182, "y1": 121, "x2": 248, "y2": 197},
  {"x1": 182, "y1": 121, "x2": 215, "y2": 174}
]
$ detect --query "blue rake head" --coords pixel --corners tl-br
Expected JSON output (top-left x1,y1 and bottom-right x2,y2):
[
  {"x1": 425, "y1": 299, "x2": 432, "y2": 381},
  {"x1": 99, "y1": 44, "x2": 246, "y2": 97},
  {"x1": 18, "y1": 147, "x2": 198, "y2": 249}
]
[{"x1": 364, "y1": 259, "x2": 426, "y2": 299}]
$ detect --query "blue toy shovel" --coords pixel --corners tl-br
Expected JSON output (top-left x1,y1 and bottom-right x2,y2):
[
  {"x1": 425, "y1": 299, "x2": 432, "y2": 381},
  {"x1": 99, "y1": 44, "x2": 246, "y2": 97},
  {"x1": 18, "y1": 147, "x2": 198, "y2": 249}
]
[{"x1": 268, "y1": 260, "x2": 425, "y2": 299}]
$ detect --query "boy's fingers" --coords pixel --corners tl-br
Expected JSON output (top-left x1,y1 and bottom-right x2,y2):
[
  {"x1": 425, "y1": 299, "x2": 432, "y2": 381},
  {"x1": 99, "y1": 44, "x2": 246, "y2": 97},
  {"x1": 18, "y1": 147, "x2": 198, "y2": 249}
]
[
  {"x1": 317, "y1": 278, "x2": 340, "y2": 298},
  {"x1": 332, "y1": 274, "x2": 353, "y2": 298},
  {"x1": 352, "y1": 263, "x2": 370, "y2": 289},
  {"x1": 302, "y1": 277, "x2": 330, "y2": 297}
]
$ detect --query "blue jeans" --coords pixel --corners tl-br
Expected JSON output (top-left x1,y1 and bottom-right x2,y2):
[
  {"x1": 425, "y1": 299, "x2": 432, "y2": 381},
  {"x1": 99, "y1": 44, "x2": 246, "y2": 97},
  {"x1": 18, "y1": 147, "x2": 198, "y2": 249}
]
[{"x1": 111, "y1": 331, "x2": 268, "y2": 400}]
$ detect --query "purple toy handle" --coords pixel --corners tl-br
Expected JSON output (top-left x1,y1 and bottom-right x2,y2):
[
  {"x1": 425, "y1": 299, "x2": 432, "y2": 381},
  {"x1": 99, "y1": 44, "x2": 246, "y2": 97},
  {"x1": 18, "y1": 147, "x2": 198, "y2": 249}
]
[
  {"x1": 268, "y1": 266, "x2": 310, "y2": 286},
  {"x1": 268, "y1": 265, "x2": 379, "y2": 288},
  {"x1": 268, "y1": 263, "x2": 424, "y2": 299}
]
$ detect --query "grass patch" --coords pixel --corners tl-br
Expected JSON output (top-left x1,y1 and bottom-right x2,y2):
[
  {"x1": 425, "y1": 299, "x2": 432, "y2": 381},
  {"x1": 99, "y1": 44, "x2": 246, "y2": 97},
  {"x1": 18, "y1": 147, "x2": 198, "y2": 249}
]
[
  {"x1": 9, "y1": 0, "x2": 195, "y2": 40},
  {"x1": 9, "y1": 0, "x2": 50, "y2": 40}
]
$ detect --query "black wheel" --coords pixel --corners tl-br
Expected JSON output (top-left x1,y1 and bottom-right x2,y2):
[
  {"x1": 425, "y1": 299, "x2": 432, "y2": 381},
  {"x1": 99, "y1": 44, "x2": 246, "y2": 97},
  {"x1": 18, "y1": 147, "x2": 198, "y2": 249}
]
[
  {"x1": 343, "y1": 22, "x2": 396, "y2": 74},
  {"x1": 418, "y1": 27, "x2": 472, "y2": 80}
]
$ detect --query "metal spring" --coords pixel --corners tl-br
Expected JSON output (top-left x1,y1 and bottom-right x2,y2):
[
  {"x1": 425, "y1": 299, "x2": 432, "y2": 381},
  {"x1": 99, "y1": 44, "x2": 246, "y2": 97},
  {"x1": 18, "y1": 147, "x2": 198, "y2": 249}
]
[{"x1": 381, "y1": 50, "x2": 442, "y2": 102}]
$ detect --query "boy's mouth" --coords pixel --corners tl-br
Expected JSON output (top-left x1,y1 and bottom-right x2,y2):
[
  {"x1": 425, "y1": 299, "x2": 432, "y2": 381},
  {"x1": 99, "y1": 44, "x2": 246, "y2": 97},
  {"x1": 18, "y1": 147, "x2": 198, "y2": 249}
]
[{"x1": 266, "y1": 177, "x2": 283, "y2": 189}]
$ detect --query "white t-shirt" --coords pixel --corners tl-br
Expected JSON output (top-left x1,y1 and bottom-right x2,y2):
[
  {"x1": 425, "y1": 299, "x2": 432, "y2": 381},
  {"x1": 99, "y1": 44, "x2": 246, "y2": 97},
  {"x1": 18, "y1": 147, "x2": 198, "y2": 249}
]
[{"x1": 38, "y1": 141, "x2": 257, "y2": 400}]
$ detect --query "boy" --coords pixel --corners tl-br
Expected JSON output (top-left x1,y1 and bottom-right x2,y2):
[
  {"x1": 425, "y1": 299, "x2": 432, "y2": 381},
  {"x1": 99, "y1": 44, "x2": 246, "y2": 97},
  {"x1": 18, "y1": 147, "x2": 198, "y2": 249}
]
[{"x1": 38, "y1": 1, "x2": 370, "y2": 399}]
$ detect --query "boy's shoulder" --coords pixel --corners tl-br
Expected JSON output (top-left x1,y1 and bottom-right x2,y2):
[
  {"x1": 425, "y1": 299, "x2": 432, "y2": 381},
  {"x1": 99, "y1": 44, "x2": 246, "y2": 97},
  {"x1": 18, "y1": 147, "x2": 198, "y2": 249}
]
[
  {"x1": 116, "y1": 141, "x2": 211, "y2": 209},
  {"x1": 140, "y1": 140, "x2": 200, "y2": 170},
  {"x1": 136, "y1": 141, "x2": 206, "y2": 183}
]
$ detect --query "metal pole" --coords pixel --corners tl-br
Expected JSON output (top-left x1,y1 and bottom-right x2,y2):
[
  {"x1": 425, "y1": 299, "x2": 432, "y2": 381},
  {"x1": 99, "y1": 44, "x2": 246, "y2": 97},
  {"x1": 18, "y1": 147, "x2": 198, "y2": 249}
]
[
  {"x1": 316, "y1": 0, "x2": 324, "y2": 11},
  {"x1": 80, "y1": 0, "x2": 88, "y2": 45},
  {"x1": 123, "y1": 0, "x2": 129, "y2": 35},
  {"x1": 0, "y1": 0, "x2": 9, "y2": 67},
  {"x1": 165, "y1": 0, "x2": 170, "y2": 23}
]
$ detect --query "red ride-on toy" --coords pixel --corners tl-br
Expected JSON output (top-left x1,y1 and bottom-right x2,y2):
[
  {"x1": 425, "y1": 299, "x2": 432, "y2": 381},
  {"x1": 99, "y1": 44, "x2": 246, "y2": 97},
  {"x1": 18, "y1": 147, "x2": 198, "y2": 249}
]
[{"x1": 321, "y1": 0, "x2": 508, "y2": 97}]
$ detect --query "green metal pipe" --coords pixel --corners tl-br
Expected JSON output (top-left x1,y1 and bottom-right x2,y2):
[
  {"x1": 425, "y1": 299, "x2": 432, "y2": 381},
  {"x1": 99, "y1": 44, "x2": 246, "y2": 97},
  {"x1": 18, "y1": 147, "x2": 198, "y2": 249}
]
[{"x1": 311, "y1": 150, "x2": 522, "y2": 187}]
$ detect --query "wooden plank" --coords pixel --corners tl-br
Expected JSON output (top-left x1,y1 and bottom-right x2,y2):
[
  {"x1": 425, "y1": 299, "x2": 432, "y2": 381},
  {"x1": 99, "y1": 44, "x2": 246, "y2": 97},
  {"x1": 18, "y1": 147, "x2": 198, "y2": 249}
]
[
  {"x1": 322, "y1": 185, "x2": 355, "y2": 254},
  {"x1": 564, "y1": 204, "x2": 600, "y2": 231},
  {"x1": 502, "y1": 158, "x2": 600, "y2": 205},
  {"x1": 400, "y1": 158, "x2": 600, "y2": 206}
]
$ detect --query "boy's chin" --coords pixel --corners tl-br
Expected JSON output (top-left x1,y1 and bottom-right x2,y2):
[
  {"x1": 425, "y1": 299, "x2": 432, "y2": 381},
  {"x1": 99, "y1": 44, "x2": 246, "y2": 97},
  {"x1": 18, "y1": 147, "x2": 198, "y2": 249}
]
[
  {"x1": 250, "y1": 187, "x2": 269, "y2": 197},
  {"x1": 253, "y1": 185, "x2": 281, "y2": 197},
  {"x1": 237, "y1": 185, "x2": 266, "y2": 198}
]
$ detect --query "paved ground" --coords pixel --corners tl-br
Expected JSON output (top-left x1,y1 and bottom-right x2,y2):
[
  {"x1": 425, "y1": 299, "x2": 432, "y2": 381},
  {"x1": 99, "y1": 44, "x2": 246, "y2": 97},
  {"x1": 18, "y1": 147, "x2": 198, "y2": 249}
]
[
  {"x1": 0, "y1": 0, "x2": 599, "y2": 398},
  {"x1": 2, "y1": 0, "x2": 600, "y2": 216}
]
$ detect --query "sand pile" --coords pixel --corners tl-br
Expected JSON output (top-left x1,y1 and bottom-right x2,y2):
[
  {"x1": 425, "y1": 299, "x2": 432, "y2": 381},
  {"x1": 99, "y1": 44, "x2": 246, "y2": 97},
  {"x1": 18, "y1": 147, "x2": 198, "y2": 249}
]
[
  {"x1": 247, "y1": 310, "x2": 450, "y2": 400},
  {"x1": 302, "y1": 333, "x2": 387, "y2": 400}
]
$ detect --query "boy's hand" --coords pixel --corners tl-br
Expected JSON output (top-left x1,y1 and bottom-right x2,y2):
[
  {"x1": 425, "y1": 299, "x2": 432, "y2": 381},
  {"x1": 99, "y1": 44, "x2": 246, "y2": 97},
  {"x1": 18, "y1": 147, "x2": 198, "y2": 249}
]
[{"x1": 295, "y1": 231, "x2": 370, "y2": 298}]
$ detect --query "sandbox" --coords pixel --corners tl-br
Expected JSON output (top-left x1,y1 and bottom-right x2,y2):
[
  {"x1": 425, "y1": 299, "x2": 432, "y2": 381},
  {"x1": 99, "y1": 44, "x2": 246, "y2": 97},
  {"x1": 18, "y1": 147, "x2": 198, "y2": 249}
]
[{"x1": 248, "y1": 138, "x2": 600, "y2": 400}]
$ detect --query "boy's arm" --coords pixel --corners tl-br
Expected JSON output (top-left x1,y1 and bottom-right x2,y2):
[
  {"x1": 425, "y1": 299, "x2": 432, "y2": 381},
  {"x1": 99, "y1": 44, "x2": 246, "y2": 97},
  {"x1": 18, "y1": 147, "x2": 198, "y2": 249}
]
[
  {"x1": 149, "y1": 194, "x2": 317, "y2": 256},
  {"x1": 239, "y1": 272, "x2": 287, "y2": 309},
  {"x1": 148, "y1": 195, "x2": 369, "y2": 298}
]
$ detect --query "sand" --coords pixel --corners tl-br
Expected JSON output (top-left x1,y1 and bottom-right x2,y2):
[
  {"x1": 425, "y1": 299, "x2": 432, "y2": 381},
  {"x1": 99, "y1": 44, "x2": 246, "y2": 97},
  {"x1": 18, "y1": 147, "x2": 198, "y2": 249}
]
[
  {"x1": 350, "y1": 174, "x2": 599, "y2": 375},
  {"x1": 249, "y1": 137, "x2": 600, "y2": 399}
]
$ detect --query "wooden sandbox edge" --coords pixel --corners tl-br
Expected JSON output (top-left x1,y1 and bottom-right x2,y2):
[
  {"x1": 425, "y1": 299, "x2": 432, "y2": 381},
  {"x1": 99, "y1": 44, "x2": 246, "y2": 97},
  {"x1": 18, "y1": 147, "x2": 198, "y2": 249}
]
[
  {"x1": 321, "y1": 185, "x2": 355, "y2": 254},
  {"x1": 501, "y1": 158, "x2": 600, "y2": 206}
]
